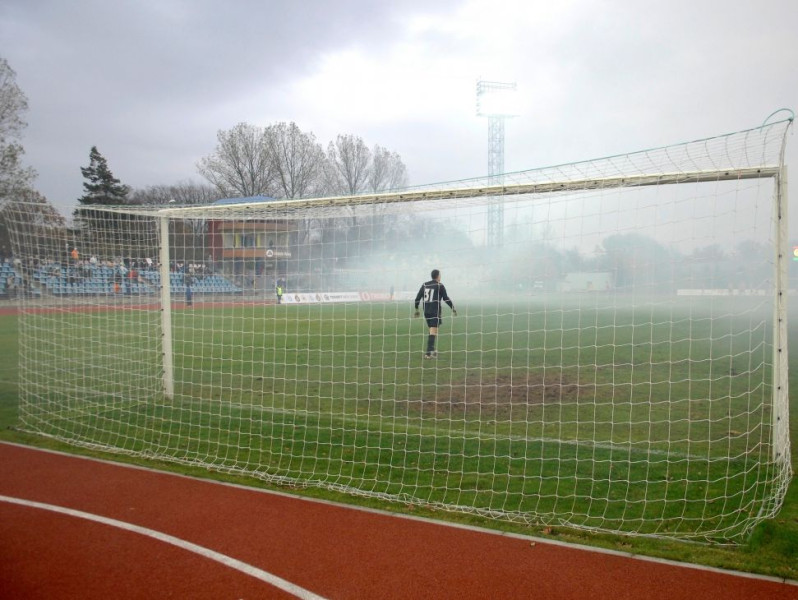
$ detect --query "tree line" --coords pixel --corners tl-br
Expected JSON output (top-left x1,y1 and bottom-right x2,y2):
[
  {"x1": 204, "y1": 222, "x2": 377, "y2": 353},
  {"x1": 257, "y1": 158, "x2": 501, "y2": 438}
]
[
  {"x1": 77, "y1": 122, "x2": 409, "y2": 209},
  {"x1": 0, "y1": 54, "x2": 410, "y2": 262},
  {"x1": 196, "y1": 123, "x2": 407, "y2": 200}
]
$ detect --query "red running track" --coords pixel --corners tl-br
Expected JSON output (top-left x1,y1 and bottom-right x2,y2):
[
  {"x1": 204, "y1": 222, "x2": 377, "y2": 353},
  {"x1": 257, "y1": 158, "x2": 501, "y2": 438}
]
[{"x1": 0, "y1": 442, "x2": 796, "y2": 599}]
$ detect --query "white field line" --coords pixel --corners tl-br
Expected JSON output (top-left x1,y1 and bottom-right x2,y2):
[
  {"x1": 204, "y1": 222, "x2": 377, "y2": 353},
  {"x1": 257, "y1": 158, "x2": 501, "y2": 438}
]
[{"x1": 0, "y1": 494, "x2": 328, "y2": 600}]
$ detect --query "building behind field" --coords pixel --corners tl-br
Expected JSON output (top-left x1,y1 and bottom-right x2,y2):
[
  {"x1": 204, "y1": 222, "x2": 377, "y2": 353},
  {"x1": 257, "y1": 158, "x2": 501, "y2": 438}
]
[{"x1": 206, "y1": 196, "x2": 293, "y2": 289}]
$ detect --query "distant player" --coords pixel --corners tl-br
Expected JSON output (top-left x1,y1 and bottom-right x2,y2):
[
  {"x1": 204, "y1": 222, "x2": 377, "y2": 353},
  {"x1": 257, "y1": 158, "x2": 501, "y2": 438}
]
[
  {"x1": 414, "y1": 269, "x2": 456, "y2": 359},
  {"x1": 185, "y1": 275, "x2": 193, "y2": 307}
]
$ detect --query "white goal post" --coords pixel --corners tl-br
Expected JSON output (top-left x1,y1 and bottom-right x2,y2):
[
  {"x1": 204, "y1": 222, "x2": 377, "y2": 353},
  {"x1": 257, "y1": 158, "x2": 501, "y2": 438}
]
[{"x1": 6, "y1": 116, "x2": 793, "y2": 543}]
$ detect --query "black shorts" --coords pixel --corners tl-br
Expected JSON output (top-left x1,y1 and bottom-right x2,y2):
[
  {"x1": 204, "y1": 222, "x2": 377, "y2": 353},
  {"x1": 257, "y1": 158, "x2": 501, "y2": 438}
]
[{"x1": 425, "y1": 316, "x2": 441, "y2": 328}]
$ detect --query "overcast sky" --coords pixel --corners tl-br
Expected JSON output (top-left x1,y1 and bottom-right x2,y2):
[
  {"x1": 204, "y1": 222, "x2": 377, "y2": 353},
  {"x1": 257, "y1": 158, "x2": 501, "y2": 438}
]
[{"x1": 1, "y1": 0, "x2": 796, "y2": 219}]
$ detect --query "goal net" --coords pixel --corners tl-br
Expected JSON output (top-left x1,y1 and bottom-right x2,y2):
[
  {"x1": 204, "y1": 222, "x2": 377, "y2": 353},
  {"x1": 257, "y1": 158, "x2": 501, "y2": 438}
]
[{"x1": 6, "y1": 117, "x2": 793, "y2": 543}]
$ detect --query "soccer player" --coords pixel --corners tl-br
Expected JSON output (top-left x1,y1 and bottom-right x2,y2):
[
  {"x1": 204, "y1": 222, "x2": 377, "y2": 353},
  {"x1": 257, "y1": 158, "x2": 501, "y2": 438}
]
[{"x1": 414, "y1": 269, "x2": 456, "y2": 359}]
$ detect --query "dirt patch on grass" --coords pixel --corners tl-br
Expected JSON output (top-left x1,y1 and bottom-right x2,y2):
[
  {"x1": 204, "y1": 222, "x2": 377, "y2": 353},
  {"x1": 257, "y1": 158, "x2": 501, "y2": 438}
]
[
  {"x1": 406, "y1": 371, "x2": 597, "y2": 420},
  {"x1": 459, "y1": 371, "x2": 586, "y2": 404}
]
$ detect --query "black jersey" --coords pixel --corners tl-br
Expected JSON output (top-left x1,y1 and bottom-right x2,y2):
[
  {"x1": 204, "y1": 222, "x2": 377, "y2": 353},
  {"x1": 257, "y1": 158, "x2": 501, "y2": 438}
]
[{"x1": 414, "y1": 280, "x2": 454, "y2": 318}]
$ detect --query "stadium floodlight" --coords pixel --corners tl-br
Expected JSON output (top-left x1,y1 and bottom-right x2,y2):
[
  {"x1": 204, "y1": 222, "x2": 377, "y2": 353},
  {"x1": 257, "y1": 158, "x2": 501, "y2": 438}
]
[
  {"x1": 476, "y1": 80, "x2": 519, "y2": 117},
  {"x1": 476, "y1": 79, "x2": 519, "y2": 247},
  {"x1": 6, "y1": 114, "x2": 793, "y2": 544}
]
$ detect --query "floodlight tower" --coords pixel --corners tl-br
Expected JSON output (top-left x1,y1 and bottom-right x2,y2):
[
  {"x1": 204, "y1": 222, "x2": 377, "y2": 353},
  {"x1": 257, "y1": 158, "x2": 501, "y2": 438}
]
[{"x1": 476, "y1": 79, "x2": 518, "y2": 247}]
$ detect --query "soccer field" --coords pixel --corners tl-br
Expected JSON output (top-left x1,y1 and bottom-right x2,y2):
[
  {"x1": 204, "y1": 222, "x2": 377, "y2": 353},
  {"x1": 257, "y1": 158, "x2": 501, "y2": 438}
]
[{"x1": 15, "y1": 295, "x2": 785, "y2": 542}]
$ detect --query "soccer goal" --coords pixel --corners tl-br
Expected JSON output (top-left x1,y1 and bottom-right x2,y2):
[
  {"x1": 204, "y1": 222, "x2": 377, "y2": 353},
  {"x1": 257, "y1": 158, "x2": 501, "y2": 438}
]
[{"x1": 6, "y1": 115, "x2": 793, "y2": 543}]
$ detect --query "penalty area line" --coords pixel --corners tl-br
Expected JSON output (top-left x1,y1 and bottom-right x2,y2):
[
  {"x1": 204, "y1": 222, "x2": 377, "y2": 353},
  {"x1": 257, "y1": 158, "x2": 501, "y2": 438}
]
[{"x1": 0, "y1": 494, "x2": 327, "y2": 600}]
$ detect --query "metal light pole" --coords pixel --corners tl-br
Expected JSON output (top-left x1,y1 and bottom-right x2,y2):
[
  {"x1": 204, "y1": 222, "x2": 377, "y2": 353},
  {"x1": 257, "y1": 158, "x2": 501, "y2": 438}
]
[{"x1": 476, "y1": 79, "x2": 518, "y2": 248}]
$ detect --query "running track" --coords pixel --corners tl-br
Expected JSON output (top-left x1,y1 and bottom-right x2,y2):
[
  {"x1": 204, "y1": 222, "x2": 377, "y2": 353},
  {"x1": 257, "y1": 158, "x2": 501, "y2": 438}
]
[{"x1": 0, "y1": 443, "x2": 796, "y2": 599}]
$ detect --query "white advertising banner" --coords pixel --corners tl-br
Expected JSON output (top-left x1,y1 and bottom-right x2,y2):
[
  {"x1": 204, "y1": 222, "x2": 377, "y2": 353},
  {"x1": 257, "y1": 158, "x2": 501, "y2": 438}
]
[
  {"x1": 279, "y1": 291, "x2": 411, "y2": 304},
  {"x1": 280, "y1": 291, "x2": 362, "y2": 304}
]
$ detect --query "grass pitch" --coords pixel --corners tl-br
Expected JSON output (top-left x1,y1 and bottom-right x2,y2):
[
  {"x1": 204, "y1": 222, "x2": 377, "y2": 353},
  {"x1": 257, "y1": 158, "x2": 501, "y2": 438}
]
[{"x1": 12, "y1": 295, "x2": 786, "y2": 543}]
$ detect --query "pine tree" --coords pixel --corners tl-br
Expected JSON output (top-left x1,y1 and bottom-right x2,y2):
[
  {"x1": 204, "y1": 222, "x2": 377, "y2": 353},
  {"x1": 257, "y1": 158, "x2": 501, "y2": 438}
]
[
  {"x1": 78, "y1": 146, "x2": 129, "y2": 205},
  {"x1": 74, "y1": 147, "x2": 149, "y2": 259}
]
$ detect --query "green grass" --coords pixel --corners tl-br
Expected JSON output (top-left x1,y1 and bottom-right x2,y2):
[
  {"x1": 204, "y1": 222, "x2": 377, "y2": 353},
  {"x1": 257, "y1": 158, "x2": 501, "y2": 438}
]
[{"x1": 1, "y1": 297, "x2": 797, "y2": 579}]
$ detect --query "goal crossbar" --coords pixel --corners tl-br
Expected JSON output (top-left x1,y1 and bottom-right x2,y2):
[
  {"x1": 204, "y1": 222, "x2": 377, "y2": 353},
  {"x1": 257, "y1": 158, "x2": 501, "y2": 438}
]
[{"x1": 88, "y1": 166, "x2": 781, "y2": 219}]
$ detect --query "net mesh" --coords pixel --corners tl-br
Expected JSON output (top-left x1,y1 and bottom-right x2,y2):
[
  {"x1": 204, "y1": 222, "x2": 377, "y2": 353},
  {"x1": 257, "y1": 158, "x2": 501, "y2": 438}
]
[{"x1": 5, "y1": 119, "x2": 793, "y2": 543}]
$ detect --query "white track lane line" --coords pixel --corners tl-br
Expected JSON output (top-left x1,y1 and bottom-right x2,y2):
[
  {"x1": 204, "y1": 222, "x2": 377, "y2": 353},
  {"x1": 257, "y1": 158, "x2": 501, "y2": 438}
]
[{"x1": 0, "y1": 494, "x2": 327, "y2": 600}]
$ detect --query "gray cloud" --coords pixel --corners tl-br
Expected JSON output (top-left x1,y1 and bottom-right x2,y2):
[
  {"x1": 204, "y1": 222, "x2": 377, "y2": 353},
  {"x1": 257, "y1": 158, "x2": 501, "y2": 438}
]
[{"x1": 1, "y1": 0, "x2": 796, "y2": 224}]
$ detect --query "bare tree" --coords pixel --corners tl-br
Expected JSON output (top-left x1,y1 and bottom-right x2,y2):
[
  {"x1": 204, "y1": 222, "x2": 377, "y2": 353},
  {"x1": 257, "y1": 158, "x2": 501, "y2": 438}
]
[
  {"x1": 197, "y1": 123, "x2": 275, "y2": 197},
  {"x1": 266, "y1": 122, "x2": 327, "y2": 199},
  {"x1": 369, "y1": 145, "x2": 408, "y2": 192},
  {"x1": 0, "y1": 57, "x2": 36, "y2": 202},
  {"x1": 262, "y1": 122, "x2": 332, "y2": 287},
  {"x1": 129, "y1": 181, "x2": 219, "y2": 205},
  {"x1": 0, "y1": 57, "x2": 60, "y2": 263},
  {"x1": 362, "y1": 145, "x2": 409, "y2": 252},
  {"x1": 327, "y1": 134, "x2": 372, "y2": 195},
  {"x1": 0, "y1": 187, "x2": 67, "y2": 261},
  {"x1": 0, "y1": 57, "x2": 27, "y2": 147}
]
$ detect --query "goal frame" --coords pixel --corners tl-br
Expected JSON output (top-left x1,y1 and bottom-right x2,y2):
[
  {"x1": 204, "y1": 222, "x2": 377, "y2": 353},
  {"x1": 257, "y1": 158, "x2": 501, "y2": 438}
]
[
  {"x1": 151, "y1": 163, "x2": 789, "y2": 475},
  {"x1": 9, "y1": 116, "x2": 794, "y2": 543}
]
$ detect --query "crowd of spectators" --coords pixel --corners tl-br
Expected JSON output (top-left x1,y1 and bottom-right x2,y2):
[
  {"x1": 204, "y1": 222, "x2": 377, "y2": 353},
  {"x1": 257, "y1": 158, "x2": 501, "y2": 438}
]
[{"x1": 0, "y1": 244, "x2": 246, "y2": 300}]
